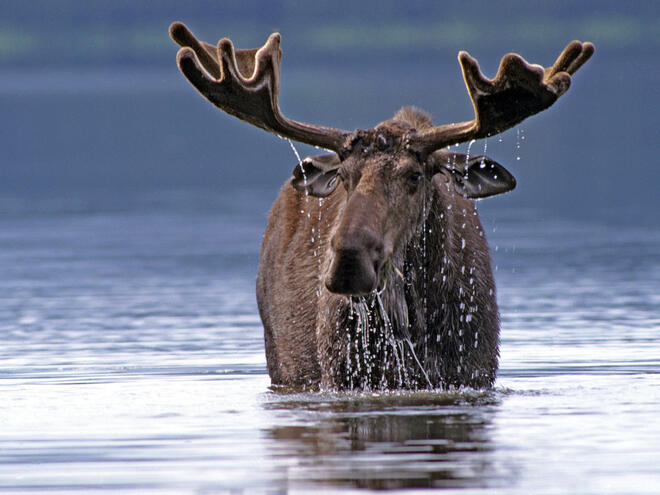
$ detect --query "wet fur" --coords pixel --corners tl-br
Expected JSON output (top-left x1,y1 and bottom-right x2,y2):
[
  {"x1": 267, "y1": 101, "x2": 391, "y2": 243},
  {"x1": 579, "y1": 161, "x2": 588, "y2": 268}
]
[{"x1": 257, "y1": 107, "x2": 499, "y2": 390}]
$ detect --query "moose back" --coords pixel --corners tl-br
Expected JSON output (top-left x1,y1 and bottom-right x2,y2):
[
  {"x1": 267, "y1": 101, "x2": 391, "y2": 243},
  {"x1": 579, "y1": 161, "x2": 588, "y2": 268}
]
[{"x1": 170, "y1": 22, "x2": 594, "y2": 390}]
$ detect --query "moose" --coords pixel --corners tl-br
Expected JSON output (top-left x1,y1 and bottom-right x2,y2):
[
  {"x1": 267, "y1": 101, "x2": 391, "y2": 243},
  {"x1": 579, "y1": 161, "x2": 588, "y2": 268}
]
[{"x1": 170, "y1": 22, "x2": 593, "y2": 390}]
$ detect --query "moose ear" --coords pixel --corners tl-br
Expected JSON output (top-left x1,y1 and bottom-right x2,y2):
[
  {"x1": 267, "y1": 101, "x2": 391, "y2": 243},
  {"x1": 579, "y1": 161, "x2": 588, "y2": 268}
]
[
  {"x1": 291, "y1": 153, "x2": 342, "y2": 198},
  {"x1": 454, "y1": 155, "x2": 517, "y2": 198},
  {"x1": 430, "y1": 151, "x2": 516, "y2": 199}
]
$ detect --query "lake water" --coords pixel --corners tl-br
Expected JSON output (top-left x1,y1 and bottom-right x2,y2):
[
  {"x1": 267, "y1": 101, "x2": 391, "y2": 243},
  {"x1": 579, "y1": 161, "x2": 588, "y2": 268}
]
[
  {"x1": 1, "y1": 59, "x2": 659, "y2": 494},
  {"x1": 1, "y1": 187, "x2": 658, "y2": 494}
]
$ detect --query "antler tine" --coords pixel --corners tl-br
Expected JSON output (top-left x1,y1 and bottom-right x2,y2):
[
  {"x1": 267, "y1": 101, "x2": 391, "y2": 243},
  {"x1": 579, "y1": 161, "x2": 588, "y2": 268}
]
[
  {"x1": 409, "y1": 41, "x2": 594, "y2": 155},
  {"x1": 170, "y1": 22, "x2": 349, "y2": 153},
  {"x1": 170, "y1": 22, "x2": 221, "y2": 79}
]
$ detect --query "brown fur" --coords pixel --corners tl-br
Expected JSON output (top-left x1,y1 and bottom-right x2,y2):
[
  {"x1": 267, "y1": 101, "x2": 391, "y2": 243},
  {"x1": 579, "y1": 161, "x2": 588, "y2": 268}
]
[{"x1": 257, "y1": 108, "x2": 499, "y2": 390}]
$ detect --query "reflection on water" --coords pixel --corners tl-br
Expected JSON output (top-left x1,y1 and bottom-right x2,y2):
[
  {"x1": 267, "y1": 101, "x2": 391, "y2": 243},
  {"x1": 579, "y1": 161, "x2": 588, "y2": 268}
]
[{"x1": 265, "y1": 391, "x2": 502, "y2": 491}]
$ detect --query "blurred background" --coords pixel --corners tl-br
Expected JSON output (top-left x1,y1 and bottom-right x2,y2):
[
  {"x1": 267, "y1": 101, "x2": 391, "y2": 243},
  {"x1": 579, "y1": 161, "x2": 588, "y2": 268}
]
[
  {"x1": 1, "y1": 0, "x2": 658, "y2": 223},
  {"x1": 1, "y1": 4, "x2": 659, "y2": 492}
]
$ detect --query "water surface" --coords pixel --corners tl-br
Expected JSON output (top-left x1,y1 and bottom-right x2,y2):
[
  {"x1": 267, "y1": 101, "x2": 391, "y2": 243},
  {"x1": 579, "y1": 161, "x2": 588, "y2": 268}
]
[
  {"x1": 1, "y1": 188, "x2": 658, "y2": 494},
  {"x1": 1, "y1": 57, "x2": 659, "y2": 493}
]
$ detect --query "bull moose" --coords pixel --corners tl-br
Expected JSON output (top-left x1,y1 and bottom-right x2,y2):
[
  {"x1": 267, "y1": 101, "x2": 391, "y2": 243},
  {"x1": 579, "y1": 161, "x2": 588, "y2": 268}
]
[{"x1": 169, "y1": 22, "x2": 594, "y2": 390}]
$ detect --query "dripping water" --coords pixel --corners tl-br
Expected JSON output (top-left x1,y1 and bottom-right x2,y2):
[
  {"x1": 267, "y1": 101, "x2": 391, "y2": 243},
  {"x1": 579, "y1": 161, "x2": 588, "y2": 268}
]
[
  {"x1": 374, "y1": 293, "x2": 405, "y2": 388},
  {"x1": 287, "y1": 139, "x2": 311, "y2": 220},
  {"x1": 405, "y1": 337, "x2": 433, "y2": 389},
  {"x1": 465, "y1": 138, "x2": 476, "y2": 170},
  {"x1": 345, "y1": 294, "x2": 407, "y2": 390},
  {"x1": 515, "y1": 128, "x2": 523, "y2": 161},
  {"x1": 287, "y1": 139, "x2": 324, "y2": 295},
  {"x1": 421, "y1": 173, "x2": 429, "y2": 361},
  {"x1": 346, "y1": 297, "x2": 380, "y2": 390},
  {"x1": 316, "y1": 197, "x2": 324, "y2": 293},
  {"x1": 287, "y1": 139, "x2": 304, "y2": 173}
]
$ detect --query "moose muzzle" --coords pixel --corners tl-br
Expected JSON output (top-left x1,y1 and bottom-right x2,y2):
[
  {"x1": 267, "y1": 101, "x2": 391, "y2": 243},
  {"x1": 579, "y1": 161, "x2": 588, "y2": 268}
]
[{"x1": 325, "y1": 226, "x2": 385, "y2": 296}]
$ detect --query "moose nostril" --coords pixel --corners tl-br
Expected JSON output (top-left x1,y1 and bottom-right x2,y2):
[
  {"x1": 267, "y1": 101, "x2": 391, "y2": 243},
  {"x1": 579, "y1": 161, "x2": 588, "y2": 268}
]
[
  {"x1": 371, "y1": 243, "x2": 384, "y2": 276},
  {"x1": 371, "y1": 241, "x2": 384, "y2": 262},
  {"x1": 362, "y1": 234, "x2": 383, "y2": 256}
]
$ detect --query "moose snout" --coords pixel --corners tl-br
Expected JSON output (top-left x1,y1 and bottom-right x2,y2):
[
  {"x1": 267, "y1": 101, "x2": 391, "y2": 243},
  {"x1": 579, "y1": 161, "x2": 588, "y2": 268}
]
[{"x1": 325, "y1": 231, "x2": 385, "y2": 296}]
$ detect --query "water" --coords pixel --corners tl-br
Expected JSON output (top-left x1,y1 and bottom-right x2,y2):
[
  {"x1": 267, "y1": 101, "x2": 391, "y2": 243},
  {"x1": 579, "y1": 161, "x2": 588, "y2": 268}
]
[
  {"x1": 1, "y1": 188, "x2": 658, "y2": 494},
  {"x1": 1, "y1": 55, "x2": 659, "y2": 493}
]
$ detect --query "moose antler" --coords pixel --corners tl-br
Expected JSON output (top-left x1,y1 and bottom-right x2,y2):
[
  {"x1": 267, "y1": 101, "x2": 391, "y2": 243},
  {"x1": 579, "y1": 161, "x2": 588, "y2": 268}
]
[
  {"x1": 171, "y1": 22, "x2": 593, "y2": 157},
  {"x1": 409, "y1": 40, "x2": 594, "y2": 154},
  {"x1": 169, "y1": 22, "x2": 350, "y2": 152}
]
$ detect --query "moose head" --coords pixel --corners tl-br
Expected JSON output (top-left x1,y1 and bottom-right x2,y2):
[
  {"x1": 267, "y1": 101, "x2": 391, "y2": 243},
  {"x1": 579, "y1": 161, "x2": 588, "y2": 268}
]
[{"x1": 170, "y1": 22, "x2": 593, "y2": 298}]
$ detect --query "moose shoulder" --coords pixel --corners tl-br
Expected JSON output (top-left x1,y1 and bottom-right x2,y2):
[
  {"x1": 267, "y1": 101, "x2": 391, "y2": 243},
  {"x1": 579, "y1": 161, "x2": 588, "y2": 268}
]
[{"x1": 170, "y1": 22, "x2": 594, "y2": 390}]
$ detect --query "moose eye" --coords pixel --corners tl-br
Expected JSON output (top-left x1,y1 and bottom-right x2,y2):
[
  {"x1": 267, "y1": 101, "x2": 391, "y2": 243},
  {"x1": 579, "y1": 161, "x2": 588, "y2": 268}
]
[{"x1": 407, "y1": 171, "x2": 424, "y2": 185}]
